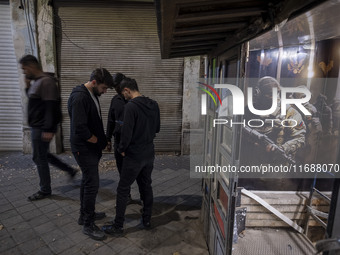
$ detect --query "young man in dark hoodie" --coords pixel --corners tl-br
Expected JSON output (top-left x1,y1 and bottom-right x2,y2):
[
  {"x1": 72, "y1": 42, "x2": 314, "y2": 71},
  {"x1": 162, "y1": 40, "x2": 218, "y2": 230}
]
[
  {"x1": 106, "y1": 73, "x2": 133, "y2": 203},
  {"x1": 19, "y1": 55, "x2": 77, "y2": 202},
  {"x1": 102, "y1": 78, "x2": 160, "y2": 235},
  {"x1": 68, "y1": 68, "x2": 114, "y2": 240},
  {"x1": 106, "y1": 73, "x2": 126, "y2": 173}
]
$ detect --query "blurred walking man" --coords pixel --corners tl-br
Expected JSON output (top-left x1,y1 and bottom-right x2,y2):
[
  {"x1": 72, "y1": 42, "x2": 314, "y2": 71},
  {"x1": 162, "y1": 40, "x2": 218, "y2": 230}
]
[{"x1": 20, "y1": 55, "x2": 77, "y2": 201}]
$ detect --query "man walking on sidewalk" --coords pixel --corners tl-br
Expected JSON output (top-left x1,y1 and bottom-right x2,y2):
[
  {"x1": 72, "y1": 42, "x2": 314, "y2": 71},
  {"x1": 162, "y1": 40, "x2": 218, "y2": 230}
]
[
  {"x1": 102, "y1": 78, "x2": 160, "y2": 235},
  {"x1": 68, "y1": 68, "x2": 114, "y2": 240},
  {"x1": 19, "y1": 55, "x2": 77, "y2": 202}
]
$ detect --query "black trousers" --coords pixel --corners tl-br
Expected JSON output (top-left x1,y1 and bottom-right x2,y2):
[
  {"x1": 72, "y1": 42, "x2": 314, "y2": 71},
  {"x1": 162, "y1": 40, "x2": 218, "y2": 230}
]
[
  {"x1": 31, "y1": 128, "x2": 74, "y2": 194},
  {"x1": 114, "y1": 139, "x2": 123, "y2": 174},
  {"x1": 114, "y1": 156, "x2": 154, "y2": 228},
  {"x1": 73, "y1": 150, "x2": 101, "y2": 226}
]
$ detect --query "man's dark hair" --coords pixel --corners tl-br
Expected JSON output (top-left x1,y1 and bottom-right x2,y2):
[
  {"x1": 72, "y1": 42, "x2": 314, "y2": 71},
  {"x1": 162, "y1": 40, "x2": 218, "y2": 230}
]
[
  {"x1": 113, "y1": 73, "x2": 126, "y2": 94},
  {"x1": 120, "y1": 77, "x2": 139, "y2": 92},
  {"x1": 19, "y1": 55, "x2": 41, "y2": 69},
  {"x1": 90, "y1": 68, "x2": 114, "y2": 88}
]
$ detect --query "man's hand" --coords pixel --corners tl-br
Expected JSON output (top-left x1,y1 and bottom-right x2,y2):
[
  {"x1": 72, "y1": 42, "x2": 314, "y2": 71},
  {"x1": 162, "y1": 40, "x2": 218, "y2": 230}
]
[
  {"x1": 106, "y1": 141, "x2": 112, "y2": 152},
  {"x1": 121, "y1": 152, "x2": 125, "y2": 157},
  {"x1": 41, "y1": 132, "x2": 54, "y2": 142},
  {"x1": 25, "y1": 77, "x2": 31, "y2": 89},
  {"x1": 87, "y1": 135, "x2": 98, "y2": 143}
]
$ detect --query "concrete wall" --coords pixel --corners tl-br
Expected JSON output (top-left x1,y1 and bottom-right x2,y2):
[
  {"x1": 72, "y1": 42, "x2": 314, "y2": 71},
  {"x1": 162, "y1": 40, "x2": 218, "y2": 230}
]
[
  {"x1": 10, "y1": 0, "x2": 61, "y2": 153},
  {"x1": 10, "y1": 0, "x2": 38, "y2": 153},
  {"x1": 36, "y1": 0, "x2": 57, "y2": 73},
  {"x1": 36, "y1": 0, "x2": 62, "y2": 153},
  {"x1": 181, "y1": 56, "x2": 203, "y2": 155}
]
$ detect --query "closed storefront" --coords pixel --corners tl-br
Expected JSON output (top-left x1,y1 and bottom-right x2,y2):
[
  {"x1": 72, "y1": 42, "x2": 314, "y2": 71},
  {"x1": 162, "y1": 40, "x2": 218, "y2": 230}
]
[
  {"x1": 54, "y1": 0, "x2": 184, "y2": 152},
  {"x1": 0, "y1": 0, "x2": 23, "y2": 151}
]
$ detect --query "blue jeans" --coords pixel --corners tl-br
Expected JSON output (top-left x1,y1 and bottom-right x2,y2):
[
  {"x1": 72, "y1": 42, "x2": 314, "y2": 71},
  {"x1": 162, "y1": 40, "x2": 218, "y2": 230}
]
[
  {"x1": 73, "y1": 150, "x2": 102, "y2": 226},
  {"x1": 31, "y1": 128, "x2": 75, "y2": 194},
  {"x1": 114, "y1": 156, "x2": 154, "y2": 228}
]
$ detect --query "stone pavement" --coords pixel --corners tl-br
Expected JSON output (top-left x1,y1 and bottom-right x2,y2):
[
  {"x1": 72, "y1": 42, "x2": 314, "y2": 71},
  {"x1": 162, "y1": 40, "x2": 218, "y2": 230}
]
[{"x1": 0, "y1": 152, "x2": 209, "y2": 255}]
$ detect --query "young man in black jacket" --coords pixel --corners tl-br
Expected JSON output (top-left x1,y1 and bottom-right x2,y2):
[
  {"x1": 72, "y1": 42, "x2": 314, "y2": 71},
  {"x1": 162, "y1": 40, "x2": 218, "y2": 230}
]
[
  {"x1": 106, "y1": 73, "x2": 126, "y2": 173},
  {"x1": 106, "y1": 73, "x2": 133, "y2": 203},
  {"x1": 68, "y1": 68, "x2": 114, "y2": 240},
  {"x1": 20, "y1": 55, "x2": 77, "y2": 201},
  {"x1": 102, "y1": 78, "x2": 160, "y2": 235}
]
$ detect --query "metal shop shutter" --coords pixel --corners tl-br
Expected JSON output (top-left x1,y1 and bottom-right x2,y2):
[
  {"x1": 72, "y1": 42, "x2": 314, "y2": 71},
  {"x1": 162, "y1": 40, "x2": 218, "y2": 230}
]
[
  {"x1": 0, "y1": 0, "x2": 23, "y2": 151},
  {"x1": 55, "y1": 1, "x2": 183, "y2": 152}
]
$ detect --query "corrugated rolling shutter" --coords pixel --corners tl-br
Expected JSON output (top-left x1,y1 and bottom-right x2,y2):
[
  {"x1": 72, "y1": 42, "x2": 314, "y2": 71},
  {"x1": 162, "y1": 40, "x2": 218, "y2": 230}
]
[
  {"x1": 55, "y1": 0, "x2": 183, "y2": 152},
  {"x1": 0, "y1": 0, "x2": 23, "y2": 151}
]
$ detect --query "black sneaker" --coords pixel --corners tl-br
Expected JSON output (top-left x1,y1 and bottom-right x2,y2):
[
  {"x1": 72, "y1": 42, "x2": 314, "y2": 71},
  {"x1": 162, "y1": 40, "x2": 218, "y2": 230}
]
[
  {"x1": 27, "y1": 191, "x2": 51, "y2": 201},
  {"x1": 139, "y1": 218, "x2": 151, "y2": 230},
  {"x1": 78, "y1": 212, "x2": 106, "y2": 225},
  {"x1": 102, "y1": 224, "x2": 123, "y2": 236},
  {"x1": 83, "y1": 223, "x2": 106, "y2": 240}
]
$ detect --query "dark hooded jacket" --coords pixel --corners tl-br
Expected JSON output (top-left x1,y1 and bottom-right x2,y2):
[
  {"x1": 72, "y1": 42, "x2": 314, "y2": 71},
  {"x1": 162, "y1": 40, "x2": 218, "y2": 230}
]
[
  {"x1": 106, "y1": 94, "x2": 126, "y2": 143},
  {"x1": 26, "y1": 74, "x2": 61, "y2": 132},
  {"x1": 118, "y1": 96, "x2": 160, "y2": 160},
  {"x1": 68, "y1": 84, "x2": 107, "y2": 153}
]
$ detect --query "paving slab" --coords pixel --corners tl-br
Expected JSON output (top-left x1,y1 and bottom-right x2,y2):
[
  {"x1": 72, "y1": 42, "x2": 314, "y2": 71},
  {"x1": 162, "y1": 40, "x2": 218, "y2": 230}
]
[{"x1": 0, "y1": 152, "x2": 208, "y2": 254}]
